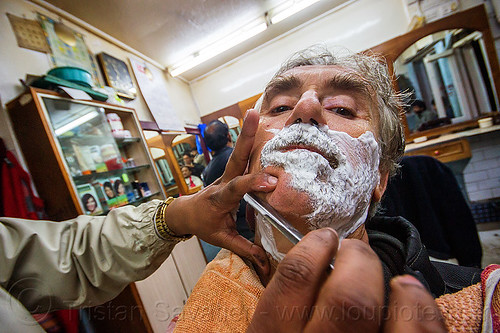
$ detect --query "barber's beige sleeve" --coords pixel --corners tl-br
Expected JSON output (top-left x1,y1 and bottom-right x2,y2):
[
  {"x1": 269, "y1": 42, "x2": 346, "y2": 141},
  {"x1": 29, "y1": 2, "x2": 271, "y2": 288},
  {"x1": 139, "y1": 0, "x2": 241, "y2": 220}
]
[{"x1": 0, "y1": 199, "x2": 177, "y2": 313}]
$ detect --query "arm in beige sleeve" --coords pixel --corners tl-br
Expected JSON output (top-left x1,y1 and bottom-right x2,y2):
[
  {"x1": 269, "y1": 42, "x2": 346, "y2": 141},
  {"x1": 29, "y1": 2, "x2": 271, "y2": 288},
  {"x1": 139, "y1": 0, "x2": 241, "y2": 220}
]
[{"x1": 0, "y1": 199, "x2": 177, "y2": 313}]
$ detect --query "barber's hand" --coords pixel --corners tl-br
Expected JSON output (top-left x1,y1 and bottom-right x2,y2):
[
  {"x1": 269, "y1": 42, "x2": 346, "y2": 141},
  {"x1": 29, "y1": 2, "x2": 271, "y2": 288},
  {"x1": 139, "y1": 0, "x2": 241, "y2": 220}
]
[
  {"x1": 248, "y1": 228, "x2": 446, "y2": 332},
  {"x1": 165, "y1": 109, "x2": 276, "y2": 275}
]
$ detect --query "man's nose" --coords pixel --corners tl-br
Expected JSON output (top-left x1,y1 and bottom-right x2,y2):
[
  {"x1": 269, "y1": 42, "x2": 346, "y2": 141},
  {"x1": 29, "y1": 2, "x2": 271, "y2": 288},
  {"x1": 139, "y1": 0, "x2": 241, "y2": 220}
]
[{"x1": 284, "y1": 90, "x2": 326, "y2": 127}]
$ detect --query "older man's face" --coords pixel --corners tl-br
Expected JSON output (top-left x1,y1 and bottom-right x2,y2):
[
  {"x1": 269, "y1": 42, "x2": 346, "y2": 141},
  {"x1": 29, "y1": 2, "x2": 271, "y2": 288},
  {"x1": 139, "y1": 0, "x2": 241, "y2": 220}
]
[{"x1": 248, "y1": 65, "x2": 387, "y2": 261}]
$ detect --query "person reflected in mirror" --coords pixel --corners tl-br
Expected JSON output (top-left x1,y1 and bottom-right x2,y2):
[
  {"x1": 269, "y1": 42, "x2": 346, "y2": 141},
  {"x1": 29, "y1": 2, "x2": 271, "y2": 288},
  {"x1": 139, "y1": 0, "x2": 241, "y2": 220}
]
[
  {"x1": 190, "y1": 146, "x2": 207, "y2": 167},
  {"x1": 181, "y1": 165, "x2": 203, "y2": 189},
  {"x1": 182, "y1": 152, "x2": 204, "y2": 178},
  {"x1": 412, "y1": 99, "x2": 438, "y2": 131}
]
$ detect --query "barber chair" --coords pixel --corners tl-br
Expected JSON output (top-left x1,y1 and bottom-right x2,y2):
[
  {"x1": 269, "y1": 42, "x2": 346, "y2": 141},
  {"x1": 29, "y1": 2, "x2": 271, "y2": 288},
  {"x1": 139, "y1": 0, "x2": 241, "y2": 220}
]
[{"x1": 379, "y1": 155, "x2": 482, "y2": 268}]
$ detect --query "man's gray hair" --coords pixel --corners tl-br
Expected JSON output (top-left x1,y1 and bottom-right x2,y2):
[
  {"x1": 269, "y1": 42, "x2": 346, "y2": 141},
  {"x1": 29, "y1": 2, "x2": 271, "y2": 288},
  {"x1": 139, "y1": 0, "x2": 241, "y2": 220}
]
[{"x1": 256, "y1": 46, "x2": 406, "y2": 176}]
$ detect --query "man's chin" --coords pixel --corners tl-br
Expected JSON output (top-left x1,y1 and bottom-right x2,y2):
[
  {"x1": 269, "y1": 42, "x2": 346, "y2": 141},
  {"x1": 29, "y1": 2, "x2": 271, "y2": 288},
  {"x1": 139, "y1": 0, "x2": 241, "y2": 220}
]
[{"x1": 256, "y1": 169, "x2": 313, "y2": 235}]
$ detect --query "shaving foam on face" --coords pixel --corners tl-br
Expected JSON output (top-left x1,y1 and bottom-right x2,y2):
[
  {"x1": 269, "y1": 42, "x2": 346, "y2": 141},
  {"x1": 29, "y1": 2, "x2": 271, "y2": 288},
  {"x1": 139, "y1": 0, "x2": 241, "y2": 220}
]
[
  {"x1": 257, "y1": 123, "x2": 380, "y2": 260},
  {"x1": 255, "y1": 212, "x2": 286, "y2": 263}
]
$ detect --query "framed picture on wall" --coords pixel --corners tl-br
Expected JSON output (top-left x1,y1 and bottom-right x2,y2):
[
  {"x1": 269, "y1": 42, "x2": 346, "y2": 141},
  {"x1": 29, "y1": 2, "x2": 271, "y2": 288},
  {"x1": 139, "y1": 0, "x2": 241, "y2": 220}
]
[{"x1": 97, "y1": 52, "x2": 136, "y2": 99}]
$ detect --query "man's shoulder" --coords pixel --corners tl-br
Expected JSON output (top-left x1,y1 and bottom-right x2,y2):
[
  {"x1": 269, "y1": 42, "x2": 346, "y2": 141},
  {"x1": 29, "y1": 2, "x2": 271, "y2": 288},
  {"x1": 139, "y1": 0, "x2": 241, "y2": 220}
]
[
  {"x1": 367, "y1": 215, "x2": 482, "y2": 296},
  {"x1": 208, "y1": 147, "x2": 233, "y2": 167},
  {"x1": 203, "y1": 147, "x2": 234, "y2": 186}
]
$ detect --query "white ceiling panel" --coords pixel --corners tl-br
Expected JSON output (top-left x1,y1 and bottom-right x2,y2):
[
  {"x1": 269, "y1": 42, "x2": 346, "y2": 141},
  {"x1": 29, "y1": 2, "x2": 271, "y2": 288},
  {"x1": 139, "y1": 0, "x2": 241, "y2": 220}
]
[{"x1": 42, "y1": 0, "x2": 350, "y2": 81}]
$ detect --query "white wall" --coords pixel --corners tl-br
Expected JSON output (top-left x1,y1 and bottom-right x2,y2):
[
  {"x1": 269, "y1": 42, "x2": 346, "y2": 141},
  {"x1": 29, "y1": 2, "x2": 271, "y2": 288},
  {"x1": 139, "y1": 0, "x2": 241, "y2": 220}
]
[{"x1": 0, "y1": 0, "x2": 200, "y2": 155}]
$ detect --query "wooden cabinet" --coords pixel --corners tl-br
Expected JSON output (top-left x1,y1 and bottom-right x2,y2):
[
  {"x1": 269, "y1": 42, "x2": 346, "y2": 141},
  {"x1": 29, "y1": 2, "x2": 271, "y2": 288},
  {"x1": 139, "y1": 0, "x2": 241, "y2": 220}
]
[
  {"x1": 405, "y1": 139, "x2": 471, "y2": 163},
  {"x1": 7, "y1": 87, "x2": 165, "y2": 221}
]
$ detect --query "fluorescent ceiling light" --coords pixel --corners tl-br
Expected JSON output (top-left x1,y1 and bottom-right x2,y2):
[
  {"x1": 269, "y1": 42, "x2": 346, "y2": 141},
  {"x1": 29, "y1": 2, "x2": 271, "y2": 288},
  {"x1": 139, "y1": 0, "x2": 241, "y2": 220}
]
[
  {"x1": 271, "y1": 0, "x2": 321, "y2": 24},
  {"x1": 170, "y1": 19, "x2": 267, "y2": 77},
  {"x1": 55, "y1": 110, "x2": 99, "y2": 135},
  {"x1": 169, "y1": 0, "x2": 322, "y2": 77}
]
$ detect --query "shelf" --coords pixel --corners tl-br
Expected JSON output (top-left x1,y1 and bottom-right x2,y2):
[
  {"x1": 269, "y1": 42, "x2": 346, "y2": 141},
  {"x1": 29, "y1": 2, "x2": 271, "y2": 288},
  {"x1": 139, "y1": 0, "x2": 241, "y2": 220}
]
[
  {"x1": 58, "y1": 134, "x2": 114, "y2": 146},
  {"x1": 98, "y1": 191, "x2": 162, "y2": 215},
  {"x1": 116, "y1": 137, "x2": 141, "y2": 147},
  {"x1": 73, "y1": 165, "x2": 151, "y2": 184},
  {"x1": 58, "y1": 135, "x2": 141, "y2": 148},
  {"x1": 130, "y1": 191, "x2": 162, "y2": 206}
]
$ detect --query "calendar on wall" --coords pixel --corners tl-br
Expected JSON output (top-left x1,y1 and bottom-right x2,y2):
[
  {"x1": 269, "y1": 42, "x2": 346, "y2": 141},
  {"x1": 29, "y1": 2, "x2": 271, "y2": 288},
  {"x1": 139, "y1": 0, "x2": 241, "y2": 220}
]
[{"x1": 7, "y1": 13, "x2": 50, "y2": 53}]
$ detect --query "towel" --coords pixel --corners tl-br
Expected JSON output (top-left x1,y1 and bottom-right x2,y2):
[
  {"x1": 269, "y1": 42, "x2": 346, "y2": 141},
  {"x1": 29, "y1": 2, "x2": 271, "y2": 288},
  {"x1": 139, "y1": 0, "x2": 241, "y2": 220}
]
[
  {"x1": 174, "y1": 250, "x2": 499, "y2": 332},
  {"x1": 174, "y1": 250, "x2": 263, "y2": 332}
]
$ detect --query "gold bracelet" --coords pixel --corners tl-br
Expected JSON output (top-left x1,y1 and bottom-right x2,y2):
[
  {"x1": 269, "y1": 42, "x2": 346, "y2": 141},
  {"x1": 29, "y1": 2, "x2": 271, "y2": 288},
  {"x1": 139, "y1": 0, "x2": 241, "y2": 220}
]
[{"x1": 154, "y1": 197, "x2": 193, "y2": 242}]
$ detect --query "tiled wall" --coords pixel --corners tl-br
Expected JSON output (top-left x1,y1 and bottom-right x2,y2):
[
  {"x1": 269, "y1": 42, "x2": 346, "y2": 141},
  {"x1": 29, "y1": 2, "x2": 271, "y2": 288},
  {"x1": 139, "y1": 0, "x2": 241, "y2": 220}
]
[{"x1": 463, "y1": 131, "x2": 500, "y2": 202}]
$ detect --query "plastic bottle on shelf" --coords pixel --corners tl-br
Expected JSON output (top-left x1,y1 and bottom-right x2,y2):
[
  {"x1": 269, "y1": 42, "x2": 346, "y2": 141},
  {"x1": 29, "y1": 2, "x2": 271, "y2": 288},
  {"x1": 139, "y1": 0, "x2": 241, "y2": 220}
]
[
  {"x1": 132, "y1": 180, "x2": 143, "y2": 200},
  {"x1": 89, "y1": 145, "x2": 108, "y2": 172},
  {"x1": 101, "y1": 144, "x2": 123, "y2": 170},
  {"x1": 106, "y1": 113, "x2": 125, "y2": 138}
]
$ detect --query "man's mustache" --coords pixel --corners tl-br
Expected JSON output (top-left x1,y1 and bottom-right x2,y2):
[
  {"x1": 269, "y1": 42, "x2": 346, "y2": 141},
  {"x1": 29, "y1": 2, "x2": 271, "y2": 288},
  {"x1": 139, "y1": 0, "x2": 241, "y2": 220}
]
[{"x1": 263, "y1": 124, "x2": 340, "y2": 169}]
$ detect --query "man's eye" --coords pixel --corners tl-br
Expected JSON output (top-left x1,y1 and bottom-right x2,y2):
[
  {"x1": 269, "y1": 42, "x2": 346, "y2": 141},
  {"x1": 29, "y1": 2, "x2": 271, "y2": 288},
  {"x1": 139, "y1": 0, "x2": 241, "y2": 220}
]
[
  {"x1": 331, "y1": 107, "x2": 354, "y2": 117},
  {"x1": 271, "y1": 105, "x2": 292, "y2": 113}
]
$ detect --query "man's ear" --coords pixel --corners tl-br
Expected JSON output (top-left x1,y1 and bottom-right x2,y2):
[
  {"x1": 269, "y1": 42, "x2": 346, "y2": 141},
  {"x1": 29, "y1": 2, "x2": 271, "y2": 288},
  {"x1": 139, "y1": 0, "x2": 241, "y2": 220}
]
[{"x1": 372, "y1": 171, "x2": 389, "y2": 202}]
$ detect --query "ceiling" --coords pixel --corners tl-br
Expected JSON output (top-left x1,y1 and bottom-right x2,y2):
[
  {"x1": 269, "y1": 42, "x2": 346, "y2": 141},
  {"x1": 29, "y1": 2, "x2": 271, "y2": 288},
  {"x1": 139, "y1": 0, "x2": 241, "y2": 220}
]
[{"x1": 41, "y1": 0, "x2": 350, "y2": 81}]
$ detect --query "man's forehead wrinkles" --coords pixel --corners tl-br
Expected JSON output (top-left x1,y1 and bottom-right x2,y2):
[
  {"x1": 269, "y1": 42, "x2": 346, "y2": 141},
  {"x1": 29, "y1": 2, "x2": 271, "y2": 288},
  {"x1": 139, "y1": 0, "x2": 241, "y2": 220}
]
[{"x1": 264, "y1": 68, "x2": 370, "y2": 99}]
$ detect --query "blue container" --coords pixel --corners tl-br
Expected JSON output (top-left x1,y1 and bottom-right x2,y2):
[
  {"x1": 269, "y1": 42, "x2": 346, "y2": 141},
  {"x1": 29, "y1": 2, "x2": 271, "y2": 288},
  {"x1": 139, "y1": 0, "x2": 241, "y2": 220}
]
[{"x1": 47, "y1": 67, "x2": 93, "y2": 88}]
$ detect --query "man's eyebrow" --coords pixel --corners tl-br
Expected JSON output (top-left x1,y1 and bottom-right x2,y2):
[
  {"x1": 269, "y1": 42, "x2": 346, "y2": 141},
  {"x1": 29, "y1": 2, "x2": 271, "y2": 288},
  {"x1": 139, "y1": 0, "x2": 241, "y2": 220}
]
[
  {"x1": 263, "y1": 75, "x2": 301, "y2": 103},
  {"x1": 328, "y1": 72, "x2": 370, "y2": 95}
]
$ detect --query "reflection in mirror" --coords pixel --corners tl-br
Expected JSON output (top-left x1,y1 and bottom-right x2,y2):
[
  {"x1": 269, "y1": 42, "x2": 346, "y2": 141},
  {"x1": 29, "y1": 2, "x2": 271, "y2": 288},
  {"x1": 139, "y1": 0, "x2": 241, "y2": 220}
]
[
  {"x1": 150, "y1": 147, "x2": 179, "y2": 196},
  {"x1": 395, "y1": 29, "x2": 498, "y2": 133},
  {"x1": 218, "y1": 116, "x2": 242, "y2": 146},
  {"x1": 172, "y1": 134, "x2": 205, "y2": 189}
]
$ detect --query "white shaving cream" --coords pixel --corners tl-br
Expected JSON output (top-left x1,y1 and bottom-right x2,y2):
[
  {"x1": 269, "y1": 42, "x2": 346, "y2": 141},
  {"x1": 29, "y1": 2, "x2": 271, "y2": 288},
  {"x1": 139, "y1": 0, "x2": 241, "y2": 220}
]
[{"x1": 257, "y1": 123, "x2": 380, "y2": 262}]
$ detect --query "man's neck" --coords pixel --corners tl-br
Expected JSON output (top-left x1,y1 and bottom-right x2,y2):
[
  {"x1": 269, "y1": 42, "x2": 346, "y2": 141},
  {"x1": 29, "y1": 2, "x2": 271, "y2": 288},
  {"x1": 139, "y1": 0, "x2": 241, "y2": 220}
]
[{"x1": 214, "y1": 145, "x2": 233, "y2": 155}]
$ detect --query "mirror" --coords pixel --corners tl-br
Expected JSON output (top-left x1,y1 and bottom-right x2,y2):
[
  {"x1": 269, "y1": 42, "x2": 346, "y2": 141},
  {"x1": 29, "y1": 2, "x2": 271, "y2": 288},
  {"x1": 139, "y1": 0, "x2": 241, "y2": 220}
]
[
  {"x1": 368, "y1": 5, "x2": 500, "y2": 140},
  {"x1": 396, "y1": 29, "x2": 497, "y2": 133},
  {"x1": 172, "y1": 134, "x2": 205, "y2": 192},
  {"x1": 218, "y1": 116, "x2": 242, "y2": 146},
  {"x1": 149, "y1": 147, "x2": 179, "y2": 197}
]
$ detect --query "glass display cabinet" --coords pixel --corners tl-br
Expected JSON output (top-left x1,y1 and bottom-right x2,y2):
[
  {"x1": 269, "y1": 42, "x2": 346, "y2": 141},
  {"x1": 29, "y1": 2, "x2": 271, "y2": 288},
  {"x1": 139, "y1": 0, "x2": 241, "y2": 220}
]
[{"x1": 7, "y1": 87, "x2": 165, "y2": 221}]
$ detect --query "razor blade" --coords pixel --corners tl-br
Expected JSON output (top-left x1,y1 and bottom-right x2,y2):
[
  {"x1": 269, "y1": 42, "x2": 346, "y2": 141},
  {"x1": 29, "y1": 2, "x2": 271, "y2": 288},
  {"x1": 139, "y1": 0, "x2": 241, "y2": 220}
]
[{"x1": 243, "y1": 192, "x2": 334, "y2": 270}]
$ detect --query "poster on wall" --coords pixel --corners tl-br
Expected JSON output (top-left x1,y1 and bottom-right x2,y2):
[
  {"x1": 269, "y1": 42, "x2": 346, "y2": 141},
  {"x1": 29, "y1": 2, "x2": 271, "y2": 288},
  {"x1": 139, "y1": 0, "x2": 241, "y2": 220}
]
[
  {"x1": 76, "y1": 184, "x2": 103, "y2": 215},
  {"x1": 129, "y1": 58, "x2": 185, "y2": 131},
  {"x1": 38, "y1": 14, "x2": 99, "y2": 86}
]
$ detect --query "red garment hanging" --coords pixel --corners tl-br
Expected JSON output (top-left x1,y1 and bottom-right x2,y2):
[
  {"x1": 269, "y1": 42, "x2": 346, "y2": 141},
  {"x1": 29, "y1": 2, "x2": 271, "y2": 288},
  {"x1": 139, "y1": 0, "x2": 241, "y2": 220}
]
[
  {"x1": 2, "y1": 150, "x2": 44, "y2": 219},
  {"x1": 0, "y1": 139, "x2": 78, "y2": 333}
]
